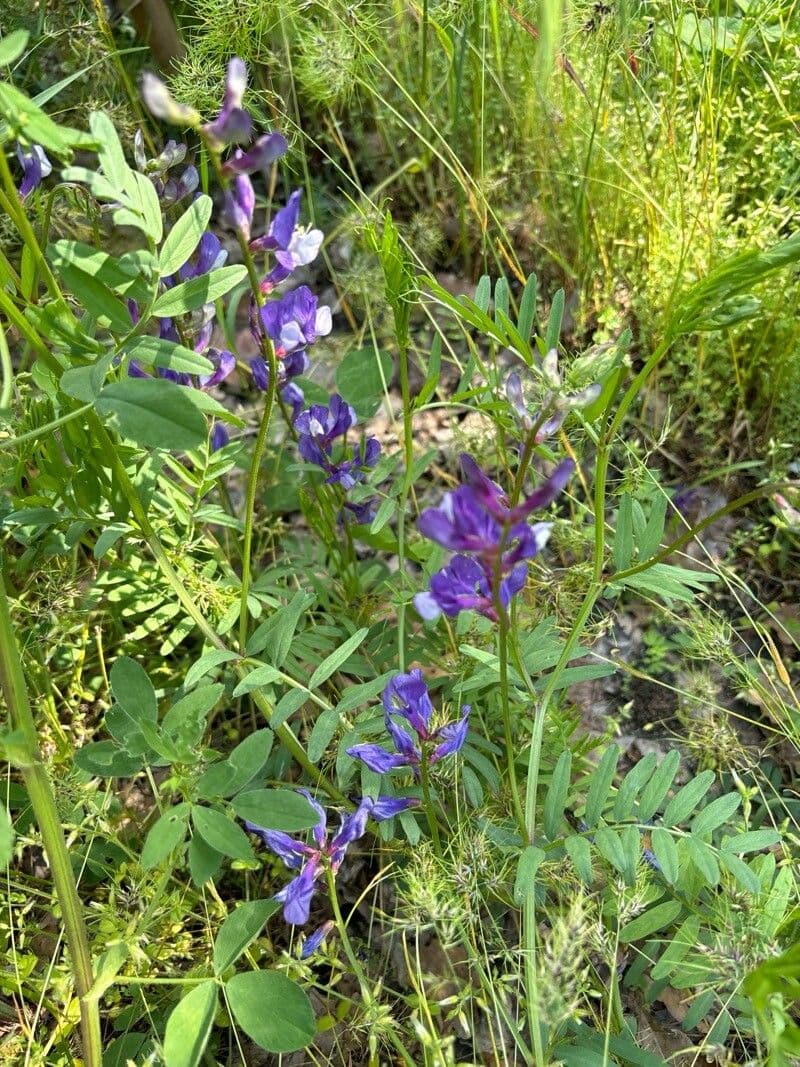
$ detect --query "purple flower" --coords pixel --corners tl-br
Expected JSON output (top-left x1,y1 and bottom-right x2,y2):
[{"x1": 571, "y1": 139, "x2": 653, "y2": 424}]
[
  {"x1": 198, "y1": 348, "x2": 235, "y2": 389},
  {"x1": 179, "y1": 231, "x2": 228, "y2": 280},
  {"x1": 16, "y1": 144, "x2": 52, "y2": 199},
  {"x1": 295, "y1": 395, "x2": 380, "y2": 488},
  {"x1": 414, "y1": 554, "x2": 530, "y2": 622},
  {"x1": 415, "y1": 453, "x2": 572, "y2": 623},
  {"x1": 342, "y1": 499, "x2": 379, "y2": 525},
  {"x1": 220, "y1": 174, "x2": 255, "y2": 239},
  {"x1": 161, "y1": 164, "x2": 200, "y2": 205},
  {"x1": 250, "y1": 190, "x2": 324, "y2": 289},
  {"x1": 245, "y1": 792, "x2": 417, "y2": 926},
  {"x1": 347, "y1": 670, "x2": 471, "y2": 778},
  {"x1": 260, "y1": 286, "x2": 332, "y2": 358},
  {"x1": 202, "y1": 57, "x2": 253, "y2": 148},
  {"x1": 221, "y1": 132, "x2": 288, "y2": 177},
  {"x1": 504, "y1": 361, "x2": 601, "y2": 443}
]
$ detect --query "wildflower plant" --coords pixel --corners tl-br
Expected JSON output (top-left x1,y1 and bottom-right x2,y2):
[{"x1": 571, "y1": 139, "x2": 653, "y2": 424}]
[{"x1": 1, "y1": 27, "x2": 800, "y2": 1067}]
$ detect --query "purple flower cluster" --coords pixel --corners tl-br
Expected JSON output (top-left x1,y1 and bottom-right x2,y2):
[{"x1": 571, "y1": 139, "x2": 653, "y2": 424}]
[
  {"x1": 135, "y1": 58, "x2": 335, "y2": 449},
  {"x1": 414, "y1": 453, "x2": 573, "y2": 622},
  {"x1": 294, "y1": 394, "x2": 380, "y2": 493},
  {"x1": 347, "y1": 669, "x2": 470, "y2": 777},
  {"x1": 246, "y1": 791, "x2": 416, "y2": 955}
]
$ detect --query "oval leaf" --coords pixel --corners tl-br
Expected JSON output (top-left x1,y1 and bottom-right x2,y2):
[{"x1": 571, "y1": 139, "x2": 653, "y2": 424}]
[
  {"x1": 226, "y1": 971, "x2": 315, "y2": 1053},
  {"x1": 159, "y1": 195, "x2": 213, "y2": 277},
  {"x1": 191, "y1": 806, "x2": 255, "y2": 860},
  {"x1": 232, "y1": 789, "x2": 319, "y2": 832},
  {"x1": 152, "y1": 265, "x2": 247, "y2": 317},
  {"x1": 213, "y1": 899, "x2": 279, "y2": 975},
  {"x1": 163, "y1": 980, "x2": 218, "y2": 1067},
  {"x1": 96, "y1": 378, "x2": 207, "y2": 451}
]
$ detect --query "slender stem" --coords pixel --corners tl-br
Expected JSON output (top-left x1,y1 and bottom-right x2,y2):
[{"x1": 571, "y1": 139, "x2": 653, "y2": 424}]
[
  {"x1": 418, "y1": 754, "x2": 442, "y2": 855},
  {"x1": 419, "y1": 0, "x2": 430, "y2": 103},
  {"x1": 0, "y1": 572, "x2": 103, "y2": 1067},
  {"x1": 0, "y1": 318, "x2": 12, "y2": 409},
  {"x1": 0, "y1": 151, "x2": 64, "y2": 304},
  {"x1": 238, "y1": 372, "x2": 278, "y2": 653},
  {"x1": 396, "y1": 334, "x2": 415, "y2": 672},
  {"x1": 0, "y1": 403, "x2": 94, "y2": 451},
  {"x1": 497, "y1": 609, "x2": 527, "y2": 837},
  {"x1": 325, "y1": 865, "x2": 372, "y2": 1003}
]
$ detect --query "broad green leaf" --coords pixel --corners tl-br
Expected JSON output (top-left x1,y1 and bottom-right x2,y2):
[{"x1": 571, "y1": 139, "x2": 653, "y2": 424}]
[
  {"x1": 513, "y1": 846, "x2": 545, "y2": 906},
  {"x1": 231, "y1": 790, "x2": 319, "y2": 832},
  {"x1": 232, "y1": 665, "x2": 282, "y2": 698},
  {"x1": 272, "y1": 689, "x2": 307, "y2": 729},
  {"x1": 191, "y1": 806, "x2": 255, "y2": 861},
  {"x1": 188, "y1": 835, "x2": 223, "y2": 887},
  {"x1": 60, "y1": 351, "x2": 115, "y2": 402},
  {"x1": 543, "y1": 750, "x2": 571, "y2": 840},
  {"x1": 335, "y1": 347, "x2": 393, "y2": 418},
  {"x1": 213, "y1": 899, "x2": 279, "y2": 974},
  {"x1": 685, "y1": 837, "x2": 719, "y2": 885},
  {"x1": 196, "y1": 730, "x2": 273, "y2": 799},
  {"x1": 619, "y1": 900, "x2": 682, "y2": 943},
  {"x1": 89, "y1": 111, "x2": 129, "y2": 191},
  {"x1": 720, "y1": 828, "x2": 780, "y2": 854},
  {"x1": 565, "y1": 834, "x2": 593, "y2": 884},
  {"x1": 307, "y1": 708, "x2": 339, "y2": 763},
  {"x1": 161, "y1": 684, "x2": 222, "y2": 747},
  {"x1": 245, "y1": 591, "x2": 314, "y2": 661},
  {"x1": 96, "y1": 378, "x2": 207, "y2": 451},
  {"x1": 123, "y1": 336, "x2": 214, "y2": 377},
  {"x1": 225, "y1": 971, "x2": 315, "y2": 1053},
  {"x1": 185, "y1": 650, "x2": 240, "y2": 689},
  {"x1": 594, "y1": 827, "x2": 626, "y2": 876},
  {"x1": 47, "y1": 240, "x2": 148, "y2": 295},
  {"x1": 110, "y1": 656, "x2": 157, "y2": 722},
  {"x1": 159, "y1": 195, "x2": 213, "y2": 276},
  {"x1": 140, "y1": 804, "x2": 191, "y2": 870},
  {"x1": 74, "y1": 741, "x2": 144, "y2": 777},
  {"x1": 639, "y1": 494, "x2": 669, "y2": 560},
  {"x1": 0, "y1": 82, "x2": 94, "y2": 154},
  {"x1": 87, "y1": 942, "x2": 129, "y2": 1002},
  {"x1": 0, "y1": 29, "x2": 29, "y2": 66},
  {"x1": 652, "y1": 914, "x2": 701, "y2": 981},
  {"x1": 613, "y1": 751, "x2": 657, "y2": 821},
  {"x1": 637, "y1": 749, "x2": 681, "y2": 821},
  {"x1": 151, "y1": 265, "x2": 247, "y2": 317},
  {"x1": 58, "y1": 264, "x2": 131, "y2": 332},
  {"x1": 163, "y1": 980, "x2": 218, "y2": 1067},
  {"x1": 690, "y1": 792, "x2": 741, "y2": 837},
  {"x1": 650, "y1": 827, "x2": 679, "y2": 884},
  {"x1": 123, "y1": 170, "x2": 163, "y2": 243},
  {"x1": 583, "y1": 744, "x2": 619, "y2": 827},
  {"x1": 493, "y1": 276, "x2": 509, "y2": 324},
  {"x1": 336, "y1": 672, "x2": 395, "y2": 714},
  {"x1": 307, "y1": 628, "x2": 368, "y2": 690},
  {"x1": 662, "y1": 770, "x2": 716, "y2": 827},
  {"x1": 720, "y1": 851, "x2": 760, "y2": 894}
]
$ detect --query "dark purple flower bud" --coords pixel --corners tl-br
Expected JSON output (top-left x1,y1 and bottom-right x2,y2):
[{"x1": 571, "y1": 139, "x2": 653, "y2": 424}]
[
  {"x1": 210, "y1": 422, "x2": 229, "y2": 452},
  {"x1": 244, "y1": 824, "x2": 310, "y2": 869},
  {"x1": 179, "y1": 231, "x2": 228, "y2": 280},
  {"x1": 505, "y1": 372, "x2": 531, "y2": 428},
  {"x1": 202, "y1": 57, "x2": 253, "y2": 148},
  {"x1": 221, "y1": 132, "x2": 288, "y2": 176},
  {"x1": 281, "y1": 381, "x2": 305, "y2": 418},
  {"x1": 250, "y1": 357, "x2": 269, "y2": 391},
  {"x1": 140, "y1": 72, "x2": 201, "y2": 126},
  {"x1": 162, "y1": 164, "x2": 200, "y2": 205},
  {"x1": 366, "y1": 796, "x2": 419, "y2": 820},
  {"x1": 16, "y1": 144, "x2": 52, "y2": 199},
  {"x1": 199, "y1": 348, "x2": 235, "y2": 389},
  {"x1": 221, "y1": 174, "x2": 255, "y2": 239},
  {"x1": 345, "y1": 743, "x2": 413, "y2": 773},
  {"x1": 300, "y1": 920, "x2": 335, "y2": 959}
]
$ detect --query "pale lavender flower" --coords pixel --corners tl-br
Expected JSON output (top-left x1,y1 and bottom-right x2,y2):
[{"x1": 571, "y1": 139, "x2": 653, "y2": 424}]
[{"x1": 16, "y1": 144, "x2": 51, "y2": 198}]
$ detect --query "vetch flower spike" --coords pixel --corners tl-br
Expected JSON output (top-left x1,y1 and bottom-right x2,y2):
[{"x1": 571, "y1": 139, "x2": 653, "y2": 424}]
[
  {"x1": 202, "y1": 57, "x2": 253, "y2": 148},
  {"x1": 245, "y1": 793, "x2": 417, "y2": 926},
  {"x1": 347, "y1": 670, "x2": 471, "y2": 779}
]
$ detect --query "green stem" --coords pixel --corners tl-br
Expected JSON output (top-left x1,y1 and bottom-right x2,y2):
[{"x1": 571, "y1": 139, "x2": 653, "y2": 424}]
[
  {"x1": 325, "y1": 865, "x2": 373, "y2": 1003},
  {"x1": 497, "y1": 609, "x2": 527, "y2": 837},
  {"x1": 396, "y1": 334, "x2": 415, "y2": 672},
  {"x1": 0, "y1": 572, "x2": 103, "y2": 1067},
  {"x1": 418, "y1": 754, "x2": 442, "y2": 855}
]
